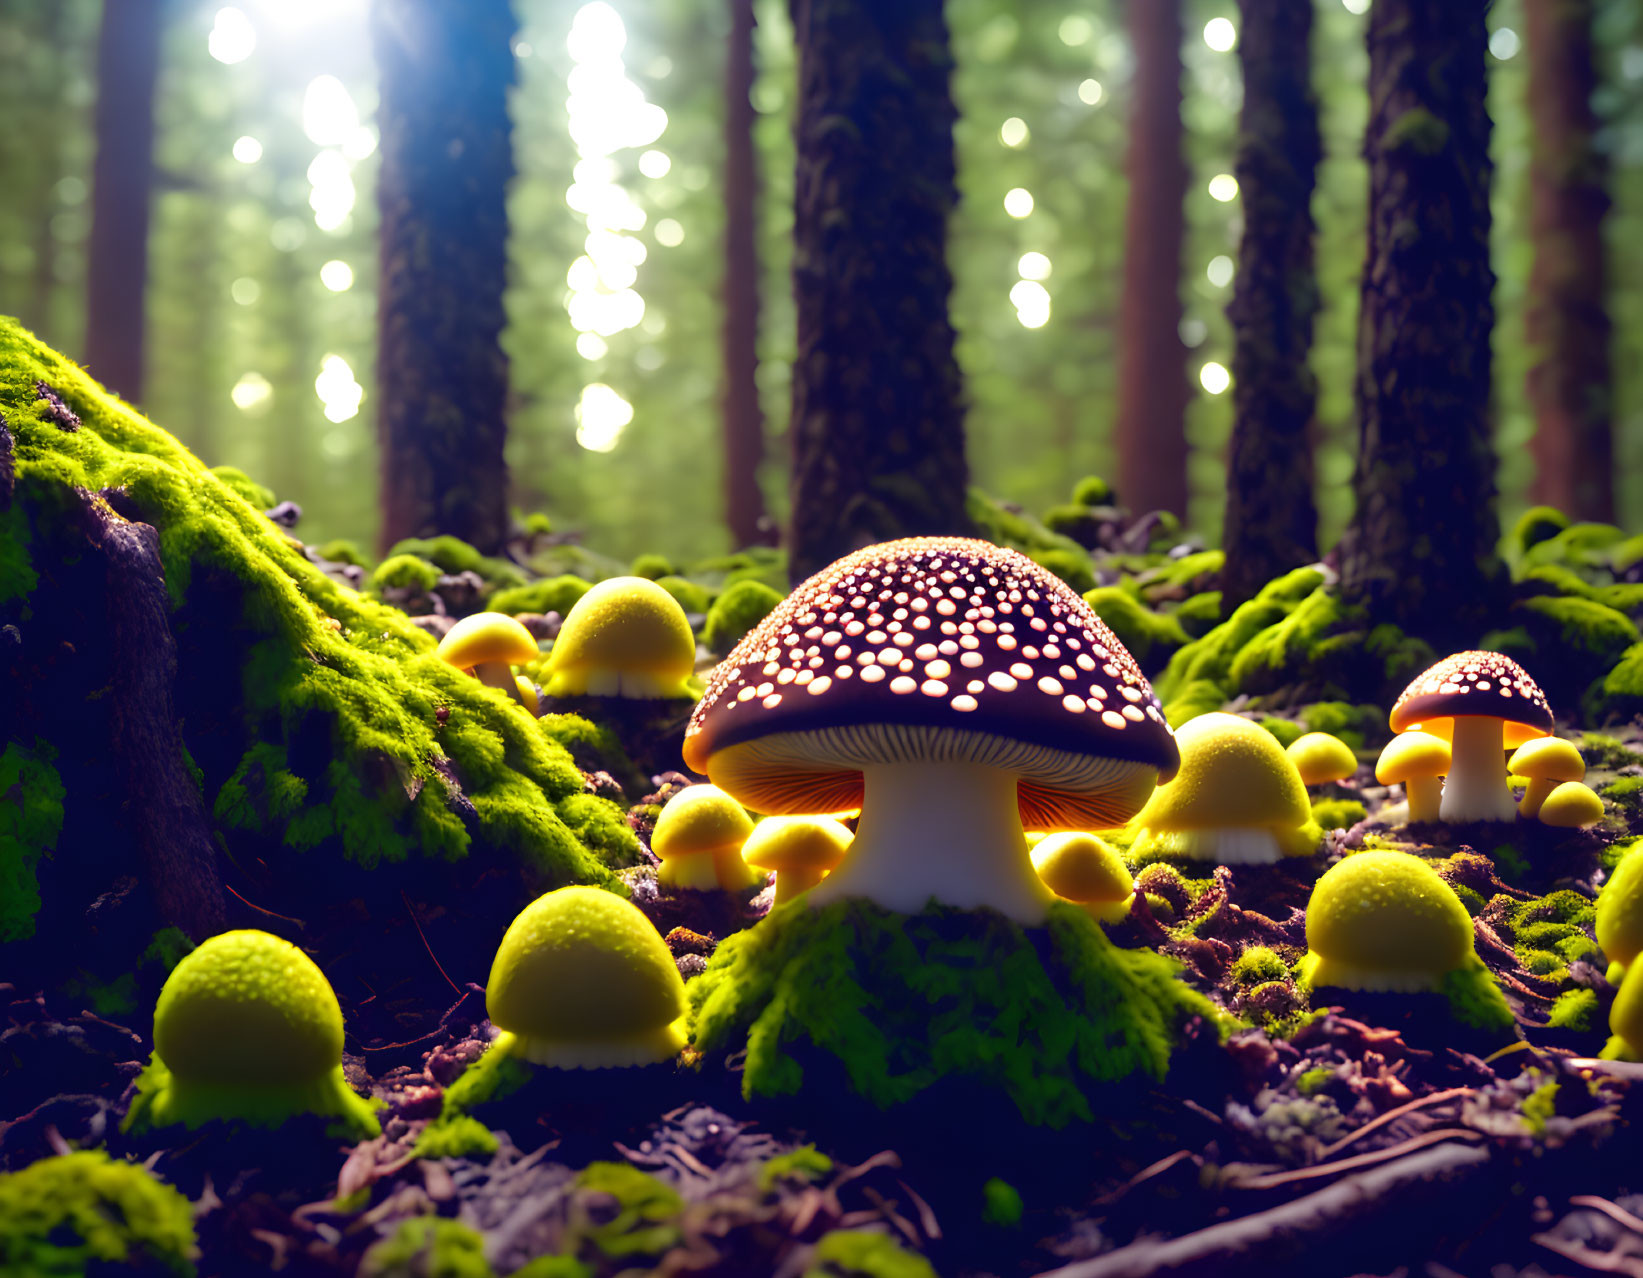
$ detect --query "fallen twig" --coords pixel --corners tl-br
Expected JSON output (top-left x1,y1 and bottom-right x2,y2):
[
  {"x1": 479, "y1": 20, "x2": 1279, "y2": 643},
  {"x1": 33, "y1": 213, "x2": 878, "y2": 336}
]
[{"x1": 1315, "y1": 1086, "x2": 1474, "y2": 1159}]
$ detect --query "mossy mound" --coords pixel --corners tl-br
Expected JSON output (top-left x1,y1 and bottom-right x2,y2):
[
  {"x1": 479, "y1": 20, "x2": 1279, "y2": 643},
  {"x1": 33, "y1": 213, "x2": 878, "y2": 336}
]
[
  {"x1": 0, "y1": 320, "x2": 635, "y2": 970},
  {"x1": 489, "y1": 574, "x2": 594, "y2": 618},
  {"x1": 1081, "y1": 586, "x2": 1189, "y2": 674},
  {"x1": 0, "y1": 1150, "x2": 198, "y2": 1278},
  {"x1": 701, "y1": 579, "x2": 784, "y2": 656},
  {"x1": 688, "y1": 897, "x2": 1221, "y2": 1128}
]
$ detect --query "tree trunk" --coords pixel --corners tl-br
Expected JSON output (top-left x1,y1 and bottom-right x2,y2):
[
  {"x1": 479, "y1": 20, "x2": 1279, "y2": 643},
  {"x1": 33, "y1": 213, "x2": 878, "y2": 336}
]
[
  {"x1": 373, "y1": 0, "x2": 516, "y2": 557},
  {"x1": 83, "y1": 0, "x2": 161, "y2": 405},
  {"x1": 722, "y1": 0, "x2": 767, "y2": 551},
  {"x1": 1114, "y1": 0, "x2": 1190, "y2": 520},
  {"x1": 785, "y1": 0, "x2": 972, "y2": 584},
  {"x1": 1220, "y1": 0, "x2": 1321, "y2": 610},
  {"x1": 1525, "y1": 0, "x2": 1612, "y2": 522},
  {"x1": 1336, "y1": 0, "x2": 1507, "y2": 653}
]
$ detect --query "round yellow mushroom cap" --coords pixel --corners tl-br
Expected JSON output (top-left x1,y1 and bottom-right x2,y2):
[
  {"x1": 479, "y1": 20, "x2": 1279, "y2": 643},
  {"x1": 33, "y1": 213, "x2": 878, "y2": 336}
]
[
  {"x1": 740, "y1": 815, "x2": 852, "y2": 877},
  {"x1": 1612, "y1": 967, "x2": 1643, "y2": 1057},
  {"x1": 486, "y1": 886, "x2": 687, "y2": 1067},
  {"x1": 125, "y1": 929, "x2": 380, "y2": 1136},
  {"x1": 1508, "y1": 736, "x2": 1585, "y2": 786},
  {"x1": 1375, "y1": 731, "x2": 1451, "y2": 785},
  {"x1": 1300, "y1": 851, "x2": 1476, "y2": 992},
  {"x1": 652, "y1": 784, "x2": 755, "y2": 858},
  {"x1": 436, "y1": 611, "x2": 539, "y2": 672},
  {"x1": 1136, "y1": 714, "x2": 1308, "y2": 830},
  {"x1": 1598, "y1": 843, "x2": 1643, "y2": 977},
  {"x1": 1537, "y1": 781, "x2": 1604, "y2": 829},
  {"x1": 1031, "y1": 832, "x2": 1134, "y2": 905},
  {"x1": 543, "y1": 576, "x2": 697, "y2": 699},
  {"x1": 1287, "y1": 732, "x2": 1358, "y2": 786}
]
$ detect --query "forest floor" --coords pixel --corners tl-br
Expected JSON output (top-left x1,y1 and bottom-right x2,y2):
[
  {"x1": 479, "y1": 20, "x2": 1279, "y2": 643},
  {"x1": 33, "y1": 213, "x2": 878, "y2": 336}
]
[{"x1": 8, "y1": 711, "x2": 1643, "y2": 1278}]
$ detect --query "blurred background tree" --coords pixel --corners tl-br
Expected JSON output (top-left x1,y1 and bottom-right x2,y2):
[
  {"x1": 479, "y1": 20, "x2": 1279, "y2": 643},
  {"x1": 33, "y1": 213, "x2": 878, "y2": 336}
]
[{"x1": 1, "y1": 0, "x2": 1642, "y2": 562}]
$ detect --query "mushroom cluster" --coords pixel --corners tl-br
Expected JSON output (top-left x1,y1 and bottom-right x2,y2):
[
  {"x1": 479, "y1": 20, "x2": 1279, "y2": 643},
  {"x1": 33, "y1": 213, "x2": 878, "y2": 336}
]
[{"x1": 683, "y1": 535, "x2": 1179, "y2": 923}]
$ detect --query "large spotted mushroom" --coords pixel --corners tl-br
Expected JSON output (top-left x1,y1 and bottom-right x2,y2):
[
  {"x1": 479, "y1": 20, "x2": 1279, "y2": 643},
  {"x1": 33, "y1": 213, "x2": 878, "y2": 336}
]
[
  {"x1": 1389, "y1": 651, "x2": 1553, "y2": 824},
  {"x1": 682, "y1": 536, "x2": 1179, "y2": 924}
]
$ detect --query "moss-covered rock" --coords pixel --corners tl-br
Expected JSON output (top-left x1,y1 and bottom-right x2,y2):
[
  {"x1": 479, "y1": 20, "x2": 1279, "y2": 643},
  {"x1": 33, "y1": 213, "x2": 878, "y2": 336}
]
[
  {"x1": 0, "y1": 739, "x2": 63, "y2": 943},
  {"x1": 489, "y1": 574, "x2": 594, "y2": 619},
  {"x1": 1029, "y1": 547, "x2": 1096, "y2": 595},
  {"x1": 701, "y1": 579, "x2": 784, "y2": 656},
  {"x1": 0, "y1": 1150, "x2": 198, "y2": 1277},
  {"x1": 209, "y1": 464, "x2": 274, "y2": 511},
  {"x1": 1504, "y1": 505, "x2": 1571, "y2": 565},
  {"x1": 1175, "y1": 591, "x2": 1223, "y2": 637},
  {"x1": 1081, "y1": 586, "x2": 1189, "y2": 673},
  {"x1": 0, "y1": 320, "x2": 635, "y2": 967},
  {"x1": 1514, "y1": 596, "x2": 1638, "y2": 704},
  {"x1": 688, "y1": 897, "x2": 1220, "y2": 1127},
  {"x1": 369, "y1": 553, "x2": 441, "y2": 595},
  {"x1": 630, "y1": 553, "x2": 674, "y2": 581},
  {"x1": 654, "y1": 574, "x2": 712, "y2": 617},
  {"x1": 385, "y1": 534, "x2": 526, "y2": 590},
  {"x1": 1071, "y1": 475, "x2": 1114, "y2": 508}
]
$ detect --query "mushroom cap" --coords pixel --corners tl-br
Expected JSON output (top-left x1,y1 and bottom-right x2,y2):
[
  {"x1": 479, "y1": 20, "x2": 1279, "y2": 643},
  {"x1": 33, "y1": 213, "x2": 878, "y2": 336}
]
[
  {"x1": 153, "y1": 930, "x2": 344, "y2": 1087},
  {"x1": 683, "y1": 536, "x2": 1178, "y2": 830},
  {"x1": 1375, "y1": 731, "x2": 1452, "y2": 785},
  {"x1": 1537, "y1": 781, "x2": 1605, "y2": 828},
  {"x1": 1611, "y1": 966, "x2": 1643, "y2": 1056},
  {"x1": 1286, "y1": 732, "x2": 1358, "y2": 786},
  {"x1": 1598, "y1": 843, "x2": 1643, "y2": 971},
  {"x1": 486, "y1": 886, "x2": 685, "y2": 1044},
  {"x1": 1389, "y1": 651, "x2": 1553, "y2": 744},
  {"x1": 546, "y1": 576, "x2": 696, "y2": 686},
  {"x1": 1030, "y1": 831, "x2": 1134, "y2": 904},
  {"x1": 1507, "y1": 736, "x2": 1585, "y2": 785},
  {"x1": 1303, "y1": 851, "x2": 1475, "y2": 990},
  {"x1": 740, "y1": 815, "x2": 852, "y2": 875},
  {"x1": 436, "y1": 611, "x2": 539, "y2": 671},
  {"x1": 651, "y1": 784, "x2": 755, "y2": 858},
  {"x1": 1130, "y1": 713, "x2": 1309, "y2": 833}
]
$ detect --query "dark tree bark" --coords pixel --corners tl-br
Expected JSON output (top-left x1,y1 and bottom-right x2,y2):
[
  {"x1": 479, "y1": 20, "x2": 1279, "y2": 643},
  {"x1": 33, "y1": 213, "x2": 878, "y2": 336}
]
[
  {"x1": 1525, "y1": 0, "x2": 1613, "y2": 522},
  {"x1": 83, "y1": 0, "x2": 161, "y2": 404},
  {"x1": 1114, "y1": 0, "x2": 1190, "y2": 520},
  {"x1": 1220, "y1": 0, "x2": 1321, "y2": 610},
  {"x1": 373, "y1": 0, "x2": 516, "y2": 556},
  {"x1": 76, "y1": 488, "x2": 227, "y2": 941},
  {"x1": 722, "y1": 0, "x2": 768, "y2": 551},
  {"x1": 1336, "y1": 1, "x2": 1507, "y2": 653},
  {"x1": 785, "y1": 0, "x2": 972, "y2": 584}
]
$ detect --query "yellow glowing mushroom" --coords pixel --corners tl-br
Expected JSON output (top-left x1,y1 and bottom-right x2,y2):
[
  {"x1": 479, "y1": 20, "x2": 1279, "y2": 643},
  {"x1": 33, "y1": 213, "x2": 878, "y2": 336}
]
[
  {"x1": 543, "y1": 576, "x2": 697, "y2": 699},
  {"x1": 1599, "y1": 841, "x2": 1643, "y2": 984},
  {"x1": 651, "y1": 784, "x2": 763, "y2": 891},
  {"x1": 1508, "y1": 738, "x2": 1586, "y2": 820},
  {"x1": 740, "y1": 816, "x2": 852, "y2": 904},
  {"x1": 1030, "y1": 831, "x2": 1135, "y2": 924},
  {"x1": 1374, "y1": 731, "x2": 1451, "y2": 824},
  {"x1": 436, "y1": 612, "x2": 539, "y2": 710},
  {"x1": 1537, "y1": 781, "x2": 1604, "y2": 830},
  {"x1": 1286, "y1": 732, "x2": 1358, "y2": 787}
]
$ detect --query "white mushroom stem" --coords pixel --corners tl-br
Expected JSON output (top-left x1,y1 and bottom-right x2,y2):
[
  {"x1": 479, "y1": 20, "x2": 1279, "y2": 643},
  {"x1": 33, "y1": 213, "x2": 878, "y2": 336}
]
[
  {"x1": 804, "y1": 760, "x2": 1054, "y2": 925},
  {"x1": 1405, "y1": 775, "x2": 1443, "y2": 823},
  {"x1": 475, "y1": 660, "x2": 532, "y2": 710},
  {"x1": 1438, "y1": 716, "x2": 1517, "y2": 823}
]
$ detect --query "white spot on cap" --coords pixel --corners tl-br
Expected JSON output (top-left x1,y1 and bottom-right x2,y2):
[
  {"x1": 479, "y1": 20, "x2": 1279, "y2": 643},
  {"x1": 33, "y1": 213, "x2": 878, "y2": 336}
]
[
  {"x1": 862, "y1": 666, "x2": 886, "y2": 683},
  {"x1": 890, "y1": 676, "x2": 916, "y2": 694},
  {"x1": 763, "y1": 694, "x2": 783, "y2": 708},
  {"x1": 1102, "y1": 710, "x2": 1126, "y2": 729},
  {"x1": 988, "y1": 671, "x2": 1018, "y2": 692},
  {"x1": 922, "y1": 679, "x2": 948, "y2": 697},
  {"x1": 999, "y1": 635, "x2": 1018, "y2": 651},
  {"x1": 1063, "y1": 695, "x2": 1086, "y2": 714},
  {"x1": 1011, "y1": 662, "x2": 1033, "y2": 679},
  {"x1": 967, "y1": 680, "x2": 984, "y2": 693},
  {"x1": 960, "y1": 651, "x2": 984, "y2": 668},
  {"x1": 925, "y1": 659, "x2": 952, "y2": 679},
  {"x1": 952, "y1": 694, "x2": 978, "y2": 711},
  {"x1": 1038, "y1": 676, "x2": 1063, "y2": 695}
]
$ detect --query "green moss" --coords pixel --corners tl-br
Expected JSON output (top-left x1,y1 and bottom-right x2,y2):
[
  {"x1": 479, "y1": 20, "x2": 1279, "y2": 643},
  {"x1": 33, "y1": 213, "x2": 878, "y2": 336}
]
[
  {"x1": 1299, "y1": 702, "x2": 1377, "y2": 751},
  {"x1": 981, "y1": 1177, "x2": 1023, "y2": 1228},
  {"x1": 512, "y1": 1260, "x2": 593, "y2": 1278},
  {"x1": 1453, "y1": 884, "x2": 1486, "y2": 917},
  {"x1": 1257, "y1": 716, "x2": 1304, "y2": 748},
  {"x1": 411, "y1": 1114, "x2": 499, "y2": 1160},
  {"x1": 1175, "y1": 590, "x2": 1222, "y2": 637},
  {"x1": 385, "y1": 535, "x2": 526, "y2": 590},
  {"x1": 1549, "y1": 988, "x2": 1598, "y2": 1032},
  {"x1": 523, "y1": 512, "x2": 554, "y2": 536},
  {"x1": 1153, "y1": 577, "x2": 1312, "y2": 704},
  {"x1": 629, "y1": 553, "x2": 674, "y2": 581},
  {"x1": 1029, "y1": 548, "x2": 1096, "y2": 595},
  {"x1": 359, "y1": 1219, "x2": 495, "y2": 1278},
  {"x1": 573, "y1": 1163, "x2": 683, "y2": 1263},
  {"x1": 1043, "y1": 503, "x2": 1103, "y2": 543},
  {"x1": 1384, "y1": 107, "x2": 1450, "y2": 155},
  {"x1": 805, "y1": 1231, "x2": 937, "y2": 1278},
  {"x1": 1439, "y1": 960, "x2": 1516, "y2": 1033},
  {"x1": 1082, "y1": 587, "x2": 1189, "y2": 671},
  {"x1": 758, "y1": 1145, "x2": 833, "y2": 1195},
  {"x1": 1311, "y1": 799, "x2": 1367, "y2": 831},
  {"x1": 1524, "y1": 521, "x2": 1627, "y2": 572},
  {"x1": 966, "y1": 489, "x2": 1088, "y2": 559},
  {"x1": 689, "y1": 897, "x2": 1221, "y2": 1127},
  {"x1": 369, "y1": 553, "x2": 440, "y2": 594},
  {"x1": 1516, "y1": 596, "x2": 1638, "y2": 667},
  {"x1": 701, "y1": 579, "x2": 784, "y2": 656},
  {"x1": 1228, "y1": 588, "x2": 1346, "y2": 691},
  {"x1": 1161, "y1": 678, "x2": 1227, "y2": 727},
  {"x1": 0, "y1": 1150, "x2": 197, "y2": 1278},
  {"x1": 0, "y1": 738, "x2": 64, "y2": 943},
  {"x1": 1071, "y1": 475, "x2": 1113, "y2": 507},
  {"x1": 0, "y1": 503, "x2": 35, "y2": 606},
  {"x1": 1229, "y1": 946, "x2": 1289, "y2": 988},
  {"x1": 1506, "y1": 505, "x2": 1572, "y2": 563},
  {"x1": 209, "y1": 464, "x2": 274, "y2": 510},
  {"x1": 1295, "y1": 1066, "x2": 1334, "y2": 1097},
  {"x1": 1, "y1": 320, "x2": 631, "y2": 945},
  {"x1": 316, "y1": 539, "x2": 367, "y2": 567},
  {"x1": 655, "y1": 575, "x2": 712, "y2": 616},
  {"x1": 1521, "y1": 1078, "x2": 1559, "y2": 1137},
  {"x1": 490, "y1": 574, "x2": 594, "y2": 618},
  {"x1": 1587, "y1": 641, "x2": 1643, "y2": 723}
]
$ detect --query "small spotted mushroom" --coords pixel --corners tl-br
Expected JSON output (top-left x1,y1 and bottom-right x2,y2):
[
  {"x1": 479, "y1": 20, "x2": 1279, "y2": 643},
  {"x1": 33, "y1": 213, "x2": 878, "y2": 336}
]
[
  {"x1": 1389, "y1": 651, "x2": 1552, "y2": 824},
  {"x1": 682, "y1": 536, "x2": 1178, "y2": 924}
]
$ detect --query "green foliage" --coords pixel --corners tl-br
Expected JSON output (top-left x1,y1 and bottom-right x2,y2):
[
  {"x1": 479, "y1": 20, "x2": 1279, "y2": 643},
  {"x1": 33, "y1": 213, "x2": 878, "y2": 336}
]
[
  {"x1": 0, "y1": 738, "x2": 63, "y2": 943},
  {"x1": 359, "y1": 1219, "x2": 494, "y2": 1278},
  {"x1": 980, "y1": 1177, "x2": 1023, "y2": 1228},
  {"x1": 1082, "y1": 586, "x2": 1188, "y2": 672},
  {"x1": 572, "y1": 1162, "x2": 684, "y2": 1262},
  {"x1": 1516, "y1": 595, "x2": 1639, "y2": 669},
  {"x1": 689, "y1": 898, "x2": 1220, "y2": 1127},
  {"x1": 1438, "y1": 960, "x2": 1517, "y2": 1034},
  {"x1": 804, "y1": 1231, "x2": 937, "y2": 1278},
  {"x1": 1549, "y1": 988, "x2": 1598, "y2": 1032},
  {"x1": 1228, "y1": 588, "x2": 1345, "y2": 691},
  {"x1": 386, "y1": 535, "x2": 525, "y2": 589},
  {"x1": 1311, "y1": 798, "x2": 1367, "y2": 831},
  {"x1": 1229, "y1": 946, "x2": 1289, "y2": 989},
  {"x1": 369, "y1": 553, "x2": 441, "y2": 594},
  {"x1": 1588, "y1": 641, "x2": 1643, "y2": 722},
  {"x1": 1175, "y1": 591, "x2": 1223, "y2": 637},
  {"x1": 1296, "y1": 1066, "x2": 1335, "y2": 1097},
  {"x1": 1030, "y1": 547, "x2": 1096, "y2": 595},
  {"x1": 209, "y1": 464, "x2": 274, "y2": 510},
  {"x1": 702, "y1": 579, "x2": 783, "y2": 655},
  {"x1": 1521, "y1": 1078, "x2": 1560, "y2": 1137},
  {"x1": 411, "y1": 1114, "x2": 499, "y2": 1160},
  {"x1": 758, "y1": 1146, "x2": 833, "y2": 1195},
  {"x1": 490, "y1": 574, "x2": 594, "y2": 618},
  {"x1": 1505, "y1": 505, "x2": 1572, "y2": 564},
  {"x1": 0, "y1": 1150, "x2": 197, "y2": 1278},
  {"x1": 317, "y1": 539, "x2": 367, "y2": 567}
]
